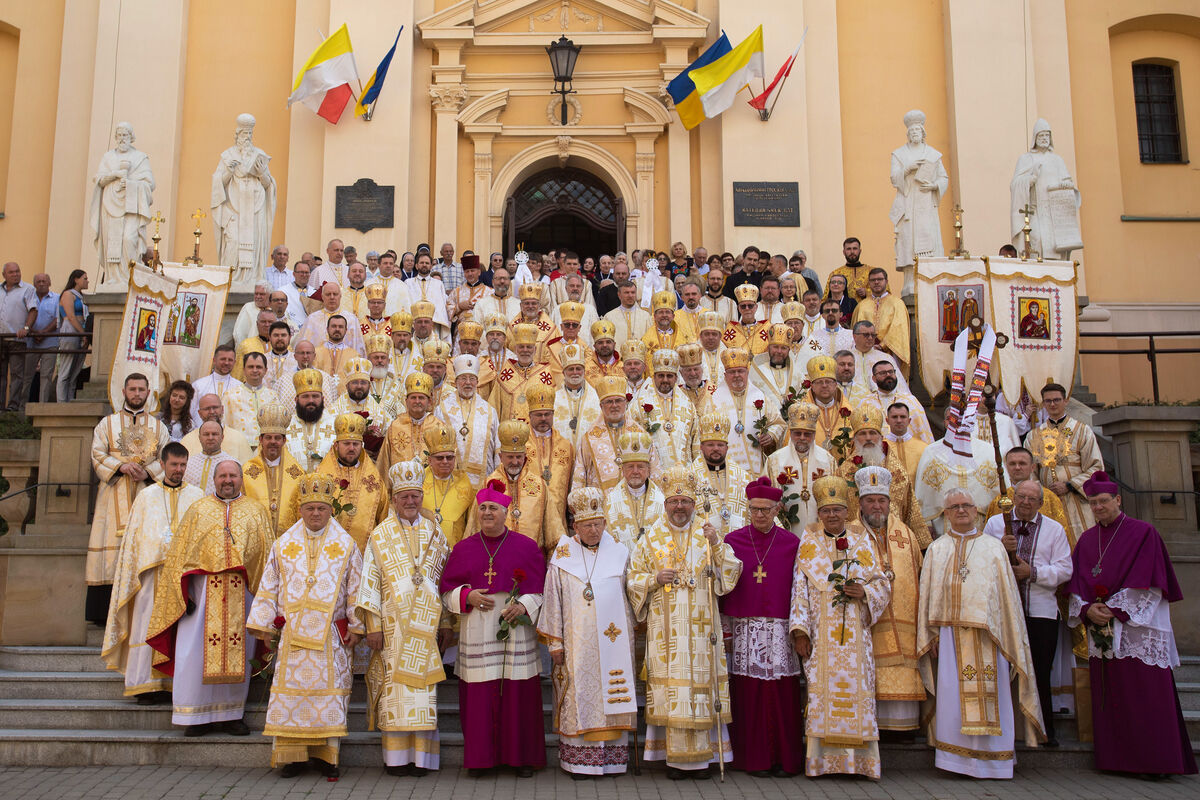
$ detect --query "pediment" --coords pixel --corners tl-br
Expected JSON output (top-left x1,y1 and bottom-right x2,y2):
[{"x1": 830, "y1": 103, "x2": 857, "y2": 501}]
[{"x1": 418, "y1": 0, "x2": 709, "y2": 45}]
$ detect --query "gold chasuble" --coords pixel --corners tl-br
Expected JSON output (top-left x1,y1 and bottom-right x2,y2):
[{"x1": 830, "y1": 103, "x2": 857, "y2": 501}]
[
  {"x1": 837, "y1": 451, "x2": 931, "y2": 548},
  {"x1": 864, "y1": 514, "x2": 926, "y2": 728},
  {"x1": 146, "y1": 495, "x2": 272, "y2": 682},
  {"x1": 627, "y1": 516, "x2": 742, "y2": 766},
  {"x1": 851, "y1": 292, "x2": 910, "y2": 374},
  {"x1": 422, "y1": 469, "x2": 476, "y2": 549},
  {"x1": 242, "y1": 452, "x2": 305, "y2": 539},
  {"x1": 467, "y1": 465, "x2": 548, "y2": 550},
  {"x1": 491, "y1": 359, "x2": 559, "y2": 423},
  {"x1": 524, "y1": 428, "x2": 574, "y2": 554},
  {"x1": 315, "y1": 452, "x2": 389, "y2": 552},
  {"x1": 790, "y1": 521, "x2": 890, "y2": 778},
  {"x1": 1025, "y1": 419, "x2": 1104, "y2": 535},
  {"x1": 376, "y1": 413, "x2": 438, "y2": 485},
  {"x1": 571, "y1": 420, "x2": 657, "y2": 494}
]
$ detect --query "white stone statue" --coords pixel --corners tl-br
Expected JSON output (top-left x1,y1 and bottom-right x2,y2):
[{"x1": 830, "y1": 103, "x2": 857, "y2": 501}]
[
  {"x1": 90, "y1": 122, "x2": 156, "y2": 290},
  {"x1": 1010, "y1": 118, "x2": 1082, "y2": 259},
  {"x1": 211, "y1": 113, "x2": 277, "y2": 288},
  {"x1": 889, "y1": 109, "x2": 948, "y2": 273}
]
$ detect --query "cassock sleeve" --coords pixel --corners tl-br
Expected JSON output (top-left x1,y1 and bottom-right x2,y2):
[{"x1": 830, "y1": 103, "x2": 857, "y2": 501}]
[
  {"x1": 711, "y1": 540, "x2": 743, "y2": 597},
  {"x1": 439, "y1": 540, "x2": 475, "y2": 616},
  {"x1": 145, "y1": 421, "x2": 169, "y2": 482},
  {"x1": 356, "y1": 539, "x2": 384, "y2": 634},
  {"x1": 246, "y1": 542, "x2": 281, "y2": 636},
  {"x1": 343, "y1": 543, "x2": 366, "y2": 636},
  {"x1": 625, "y1": 534, "x2": 658, "y2": 624},
  {"x1": 861, "y1": 568, "x2": 891, "y2": 628},
  {"x1": 788, "y1": 566, "x2": 812, "y2": 640},
  {"x1": 765, "y1": 408, "x2": 786, "y2": 447},
  {"x1": 1068, "y1": 428, "x2": 1104, "y2": 495},
  {"x1": 1031, "y1": 523, "x2": 1073, "y2": 591},
  {"x1": 92, "y1": 420, "x2": 122, "y2": 484}
]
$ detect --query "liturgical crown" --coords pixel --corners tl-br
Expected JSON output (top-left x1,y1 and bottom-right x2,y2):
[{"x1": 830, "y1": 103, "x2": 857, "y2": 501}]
[
  {"x1": 525, "y1": 384, "x2": 555, "y2": 412},
  {"x1": 334, "y1": 412, "x2": 366, "y2": 443},
  {"x1": 788, "y1": 401, "x2": 820, "y2": 432},
  {"x1": 662, "y1": 465, "x2": 697, "y2": 500},
  {"x1": 388, "y1": 311, "x2": 414, "y2": 332},
  {"x1": 567, "y1": 487, "x2": 605, "y2": 522},
  {"x1": 388, "y1": 458, "x2": 425, "y2": 493},
  {"x1": 293, "y1": 368, "x2": 324, "y2": 394},
  {"x1": 618, "y1": 430, "x2": 652, "y2": 463},
  {"x1": 620, "y1": 340, "x2": 647, "y2": 363},
  {"x1": 698, "y1": 412, "x2": 729, "y2": 443},
  {"x1": 560, "y1": 343, "x2": 586, "y2": 368},
  {"x1": 813, "y1": 475, "x2": 852, "y2": 509},
  {"x1": 518, "y1": 283, "x2": 542, "y2": 301},
  {"x1": 767, "y1": 323, "x2": 794, "y2": 347},
  {"x1": 596, "y1": 375, "x2": 627, "y2": 402},
  {"x1": 411, "y1": 301, "x2": 435, "y2": 320},
  {"x1": 297, "y1": 472, "x2": 339, "y2": 506},
  {"x1": 498, "y1": 419, "x2": 531, "y2": 453},
  {"x1": 257, "y1": 402, "x2": 291, "y2": 435},
  {"x1": 422, "y1": 339, "x2": 452, "y2": 363},
  {"x1": 341, "y1": 357, "x2": 371, "y2": 384},
  {"x1": 511, "y1": 323, "x2": 540, "y2": 347},
  {"x1": 423, "y1": 419, "x2": 456, "y2": 455},
  {"x1": 457, "y1": 320, "x2": 483, "y2": 341},
  {"x1": 484, "y1": 315, "x2": 509, "y2": 336},
  {"x1": 365, "y1": 283, "x2": 386, "y2": 301},
  {"x1": 850, "y1": 405, "x2": 884, "y2": 435},
  {"x1": 652, "y1": 290, "x2": 677, "y2": 312},
  {"x1": 734, "y1": 284, "x2": 759, "y2": 304},
  {"x1": 651, "y1": 347, "x2": 680, "y2": 375},
  {"x1": 781, "y1": 301, "x2": 804, "y2": 322},
  {"x1": 453, "y1": 354, "x2": 478, "y2": 376},
  {"x1": 405, "y1": 372, "x2": 434, "y2": 397},
  {"x1": 558, "y1": 301, "x2": 585, "y2": 324},
  {"x1": 677, "y1": 342, "x2": 703, "y2": 367},
  {"x1": 699, "y1": 311, "x2": 725, "y2": 333},
  {"x1": 854, "y1": 465, "x2": 892, "y2": 498},
  {"x1": 720, "y1": 347, "x2": 751, "y2": 370},
  {"x1": 591, "y1": 319, "x2": 616, "y2": 341},
  {"x1": 364, "y1": 333, "x2": 391, "y2": 356},
  {"x1": 807, "y1": 355, "x2": 836, "y2": 382}
]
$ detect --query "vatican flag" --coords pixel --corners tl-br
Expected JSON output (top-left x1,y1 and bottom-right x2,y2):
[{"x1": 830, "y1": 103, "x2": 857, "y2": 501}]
[
  {"x1": 288, "y1": 23, "x2": 360, "y2": 124},
  {"x1": 159, "y1": 264, "x2": 233, "y2": 385},
  {"x1": 108, "y1": 265, "x2": 179, "y2": 408}
]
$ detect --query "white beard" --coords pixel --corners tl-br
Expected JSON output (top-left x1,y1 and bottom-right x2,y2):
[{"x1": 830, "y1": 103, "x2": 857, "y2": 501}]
[
  {"x1": 369, "y1": 366, "x2": 388, "y2": 380},
  {"x1": 856, "y1": 442, "x2": 887, "y2": 468}
]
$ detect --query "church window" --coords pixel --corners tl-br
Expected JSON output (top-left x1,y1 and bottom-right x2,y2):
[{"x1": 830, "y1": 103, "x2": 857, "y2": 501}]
[{"x1": 1132, "y1": 61, "x2": 1184, "y2": 163}]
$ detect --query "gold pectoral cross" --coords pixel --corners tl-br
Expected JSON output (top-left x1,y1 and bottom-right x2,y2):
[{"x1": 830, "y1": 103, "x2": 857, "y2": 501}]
[
  {"x1": 753, "y1": 564, "x2": 766, "y2": 583},
  {"x1": 484, "y1": 564, "x2": 497, "y2": 584}
]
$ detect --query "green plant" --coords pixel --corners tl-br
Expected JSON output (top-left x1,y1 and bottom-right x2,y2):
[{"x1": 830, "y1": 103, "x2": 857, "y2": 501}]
[{"x1": 0, "y1": 412, "x2": 40, "y2": 440}]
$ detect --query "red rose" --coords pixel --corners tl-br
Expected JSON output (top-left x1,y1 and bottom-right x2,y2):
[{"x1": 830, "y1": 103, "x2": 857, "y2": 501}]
[
  {"x1": 513, "y1": 568, "x2": 527, "y2": 582},
  {"x1": 881, "y1": 441, "x2": 889, "y2": 456},
  {"x1": 338, "y1": 478, "x2": 350, "y2": 490},
  {"x1": 802, "y1": 380, "x2": 812, "y2": 389},
  {"x1": 625, "y1": 393, "x2": 633, "y2": 402},
  {"x1": 354, "y1": 410, "x2": 370, "y2": 419},
  {"x1": 754, "y1": 398, "x2": 764, "y2": 410},
  {"x1": 839, "y1": 407, "x2": 852, "y2": 418},
  {"x1": 1094, "y1": 583, "x2": 1108, "y2": 599},
  {"x1": 272, "y1": 615, "x2": 285, "y2": 629},
  {"x1": 852, "y1": 455, "x2": 864, "y2": 466},
  {"x1": 643, "y1": 403, "x2": 654, "y2": 413},
  {"x1": 835, "y1": 537, "x2": 848, "y2": 551},
  {"x1": 777, "y1": 471, "x2": 793, "y2": 486}
]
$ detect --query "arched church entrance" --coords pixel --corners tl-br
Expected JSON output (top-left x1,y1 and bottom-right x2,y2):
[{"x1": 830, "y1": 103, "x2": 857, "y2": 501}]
[{"x1": 504, "y1": 168, "x2": 624, "y2": 261}]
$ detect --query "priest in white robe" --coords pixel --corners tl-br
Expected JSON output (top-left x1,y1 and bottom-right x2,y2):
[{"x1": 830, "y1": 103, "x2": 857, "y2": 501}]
[{"x1": 766, "y1": 402, "x2": 838, "y2": 536}]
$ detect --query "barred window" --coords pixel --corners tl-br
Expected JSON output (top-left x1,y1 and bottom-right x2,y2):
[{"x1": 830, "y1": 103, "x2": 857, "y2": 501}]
[{"x1": 1132, "y1": 62, "x2": 1184, "y2": 163}]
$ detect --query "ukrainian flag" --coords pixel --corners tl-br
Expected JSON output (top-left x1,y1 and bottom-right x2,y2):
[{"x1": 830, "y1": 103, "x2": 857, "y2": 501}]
[
  {"x1": 691, "y1": 25, "x2": 765, "y2": 119},
  {"x1": 666, "y1": 33, "x2": 732, "y2": 130},
  {"x1": 355, "y1": 27, "x2": 404, "y2": 118}
]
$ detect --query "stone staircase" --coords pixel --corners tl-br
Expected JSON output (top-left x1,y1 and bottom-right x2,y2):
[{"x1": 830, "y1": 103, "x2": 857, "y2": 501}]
[{"x1": 0, "y1": 628, "x2": 1196, "y2": 769}]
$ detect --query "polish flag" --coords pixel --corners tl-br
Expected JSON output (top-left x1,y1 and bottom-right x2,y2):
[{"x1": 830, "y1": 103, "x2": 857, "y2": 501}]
[{"x1": 748, "y1": 37, "x2": 805, "y2": 112}]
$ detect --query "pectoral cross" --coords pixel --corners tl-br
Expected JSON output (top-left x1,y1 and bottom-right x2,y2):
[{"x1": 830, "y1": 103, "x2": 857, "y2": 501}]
[
  {"x1": 752, "y1": 564, "x2": 767, "y2": 584},
  {"x1": 484, "y1": 563, "x2": 497, "y2": 584}
]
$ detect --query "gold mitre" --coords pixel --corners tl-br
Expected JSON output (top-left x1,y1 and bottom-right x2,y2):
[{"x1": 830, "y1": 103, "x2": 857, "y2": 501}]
[
  {"x1": 297, "y1": 472, "x2": 338, "y2": 507},
  {"x1": 596, "y1": 375, "x2": 628, "y2": 402},
  {"x1": 720, "y1": 347, "x2": 751, "y2": 370},
  {"x1": 699, "y1": 311, "x2": 725, "y2": 334},
  {"x1": 457, "y1": 320, "x2": 483, "y2": 342},
  {"x1": 405, "y1": 372, "x2": 434, "y2": 397},
  {"x1": 422, "y1": 339, "x2": 452, "y2": 363},
  {"x1": 365, "y1": 283, "x2": 386, "y2": 301},
  {"x1": 591, "y1": 319, "x2": 616, "y2": 342},
  {"x1": 388, "y1": 311, "x2": 414, "y2": 333},
  {"x1": 560, "y1": 342, "x2": 587, "y2": 368},
  {"x1": 511, "y1": 323, "x2": 539, "y2": 347},
  {"x1": 651, "y1": 347, "x2": 680, "y2": 375},
  {"x1": 525, "y1": 384, "x2": 556, "y2": 412},
  {"x1": 388, "y1": 458, "x2": 425, "y2": 493},
  {"x1": 677, "y1": 342, "x2": 703, "y2": 368},
  {"x1": 423, "y1": 418, "x2": 456, "y2": 455},
  {"x1": 257, "y1": 402, "x2": 291, "y2": 435},
  {"x1": 484, "y1": 315, "x2": 509, "y2": 337},
  {"x1": 734, "y1": 284, "x2": 759, "y2": 304},
  {"x1": 558, "y1": 301, "x2": 585, "y2": 324},
  {"x1": 334, "y1": 412, "x2": 366, "y2": 443},
  {"x1": 364, "y1": 333, "x2": 391, "y2": 356},
  {"x1": 781, "y1": 301, "x2": 804, "y2": 322},
  {"x1": 814, "y1": 475, "x2": 852, "y2": 509},
  {"x1": 618, "y1": 430, "x2": 652, "y2": 463},
  {"x1": 788, "y1": 401, "x2": 820, "y2": 431},
  {"x1": 850, "y1": 405, "x2": 883, "y2": 434},
  {"x1": 767, "y1": 323, "x2": 794, "y2": 347},
  {"x1": 651, "y1": 290, "x2": 676, "y2": 312},
  {"x1": 661, "y1": 464, "x2": 697, "y2": 500},
  {"x1": 498, "y1": 419, "x2": 531, "y2": 453},
  {"x1": 567, "y1": 487, "x2": 605, "y2": 523},
  {"x1": 341, "y1": 357, "x2": 371, "y2": 384},
  {"x1": 619, "y1": 339, "x2": 647, "y2": 364},
  {"x1": 698, "y1": 412, "x2": 729, "y2": 443},
  {"x1": 807, "y1": 355, "x2": 836, "y2": 382},
  {"x1": 293, "y1": 368, "x2": 324, "y2": 394},
  {"x1": 518, "y1": 283, "x2": 542, "y2": 301},
  {"x1": 411, "y1": 300, "x2": 435, "y2": 320}
]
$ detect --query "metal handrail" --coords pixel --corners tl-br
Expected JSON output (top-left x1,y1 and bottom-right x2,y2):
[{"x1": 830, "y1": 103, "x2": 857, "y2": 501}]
[
  {"x1": 1079, "y1": 330, "x2": 1200, "y2": 404},
  {"x1": 0, "y1": 330, "x2": 93, "y2": 357}
]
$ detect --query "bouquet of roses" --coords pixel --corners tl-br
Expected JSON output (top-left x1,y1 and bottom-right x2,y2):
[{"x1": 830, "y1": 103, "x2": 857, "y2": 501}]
[
  {"x1": 355, "y1": 410, "x2": 385, "y2": 456},
  {"x1": 497, "y1": 568, "x2": 534, "y2": 641}
]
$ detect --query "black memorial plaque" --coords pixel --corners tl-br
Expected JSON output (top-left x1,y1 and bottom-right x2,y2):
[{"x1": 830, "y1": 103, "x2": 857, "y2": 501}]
[
  {"x1": 335, "y1": 178, "x2": 395, "y2": 233},
  {"x1": 732, "y1": 181, "x2": 800, "y2": 227}
]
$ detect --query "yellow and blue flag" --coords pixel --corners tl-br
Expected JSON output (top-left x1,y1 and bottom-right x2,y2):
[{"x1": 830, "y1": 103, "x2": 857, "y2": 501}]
[
  {"x1": 691, "y1": 25, "x2": 764, "y2": 119},
  {"x1": 355, "y1": 27, "x2": 403, "y2": 118},
  {"x1": 666, "y1": 33, "x2": 732, "y2": 129}
]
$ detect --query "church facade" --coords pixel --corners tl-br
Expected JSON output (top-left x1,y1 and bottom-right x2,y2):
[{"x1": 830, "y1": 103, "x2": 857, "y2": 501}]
[{"x1": 0, "y1": 0, "x2": 1196, "y2": 403}]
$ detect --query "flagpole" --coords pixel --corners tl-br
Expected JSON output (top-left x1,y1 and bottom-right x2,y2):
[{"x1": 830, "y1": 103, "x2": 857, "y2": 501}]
[
  {"x1": 361, "y1": 27, "x2": 404, "y2": 122},
  {"x1": 762, "y1": 27, "x2": 808, "y2": 122}
]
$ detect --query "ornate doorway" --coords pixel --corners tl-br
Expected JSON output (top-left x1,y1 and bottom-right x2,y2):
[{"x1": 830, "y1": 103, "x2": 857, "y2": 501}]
[{"x1": 504, "y1": 168, "x2": 624, "y2": 260}]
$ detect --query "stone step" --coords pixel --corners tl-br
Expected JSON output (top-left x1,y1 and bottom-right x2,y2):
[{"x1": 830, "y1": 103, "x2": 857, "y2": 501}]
[
  {"x1": 1175, "y1": 656, "x2": 1200, "y2": 683},
  {"x1": 0, "y1": 669, "x2": 126, "y2": 700},
  {"x1": 1178, "y1": 683, "x2": 1200, "y2": 712},
  {"x1": 0, "y1": 646, "x2": 107, "y2": 673}
]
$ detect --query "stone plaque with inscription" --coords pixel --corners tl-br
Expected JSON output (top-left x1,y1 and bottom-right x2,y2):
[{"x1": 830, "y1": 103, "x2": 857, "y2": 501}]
[
  {"x1": 335, "y1": 178, "x2": 395, "y2": 233},
  {"x1": 733, "y1": 182, "x2": 800, "y2": 227}
]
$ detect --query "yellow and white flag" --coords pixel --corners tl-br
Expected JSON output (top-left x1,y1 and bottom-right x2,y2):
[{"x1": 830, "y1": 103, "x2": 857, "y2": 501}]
[{"x1": 109, "y1": 265, "x2": 179, "y2": 408}]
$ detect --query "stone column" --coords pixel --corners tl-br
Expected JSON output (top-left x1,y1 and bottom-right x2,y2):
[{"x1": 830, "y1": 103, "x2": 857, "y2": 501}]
[
  {"x1": 633, "y1": 136, "x2": 656, "y2": 249},
  {"x1": 471, "y1": 135, "x2": 495, "y2": 254},
  {"x1": 430, "y1": 85, "x2": 469, "y2": 248}
]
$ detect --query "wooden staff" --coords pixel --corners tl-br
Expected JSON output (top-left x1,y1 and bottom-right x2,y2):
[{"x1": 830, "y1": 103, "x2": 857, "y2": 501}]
[{"x1": 983, "y1": 384, "x2": 1019, "y2": 566}]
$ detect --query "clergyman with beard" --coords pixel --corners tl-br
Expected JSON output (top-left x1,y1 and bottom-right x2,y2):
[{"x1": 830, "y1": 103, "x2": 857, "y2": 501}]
[{"x1": 285, "y1": 369, "x2": 337, "y2": 471}]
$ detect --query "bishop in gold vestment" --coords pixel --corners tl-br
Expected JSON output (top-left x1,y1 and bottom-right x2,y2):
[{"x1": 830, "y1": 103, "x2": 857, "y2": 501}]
[
  {"x1": 571, "y1": 376, "x2": 657, "y2": 495},
  {"x1": 630, "y1": 348, "x2": 698, "y2": 477},
  {"x1": 603, "y1": 432, "x2": 665, "y2": 550},
  {"x1": 1025, "y1": 411, "x2": 1103, "y2": 537},
  {"x1": 467, "y1": 421, "x2": 549, "y2": 550},
  {"x1": 316, "y1": 414, "x2": 389, "y2": 552},
  {"x1": 690, "y1": 413, "x2": 750, "y2": 537},
  {"x1": 490, "y1": 322, "x2": 559, "y2": 423},
  {"x1": 421, "y1": 419, "x2": 478, "y2": 549},
  {"x1": 242, "y1": 403, "x2": 305, "y2": 538},
  {"x1": 523, "y1": 385, "x2": 574, "y2": 554},
  {"x1": 377, "y1": 372, "x2": 439, "y2": 485}
]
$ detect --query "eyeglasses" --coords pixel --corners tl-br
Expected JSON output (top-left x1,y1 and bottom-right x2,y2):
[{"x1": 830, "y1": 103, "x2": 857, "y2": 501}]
[
  {"x1": 748, "y1": 506, "x2": 775, "y2": 515},
  {"x1": 946, "y1": 503, "x2": 975, "y2": 512}
]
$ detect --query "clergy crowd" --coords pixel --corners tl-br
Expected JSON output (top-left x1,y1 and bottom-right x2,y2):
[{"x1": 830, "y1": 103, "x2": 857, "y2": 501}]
[{"x1": 90, "y1": 238, "x2": 1195, "y2": 781}]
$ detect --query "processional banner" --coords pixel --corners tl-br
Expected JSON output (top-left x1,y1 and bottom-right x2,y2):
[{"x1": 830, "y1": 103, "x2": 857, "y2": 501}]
[
  {"x1": 913, "y1": 256, "x2": 989, "y2": 396},
  {"x1": 160, "y1": 263, "x2": 234, "y2": 384},
  {"x1": 986, "y1": 256, "x2": 1078, "y2": 404},
  {"x1": 108, "y1": 265, "x2": 179, "y2": 408}
]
